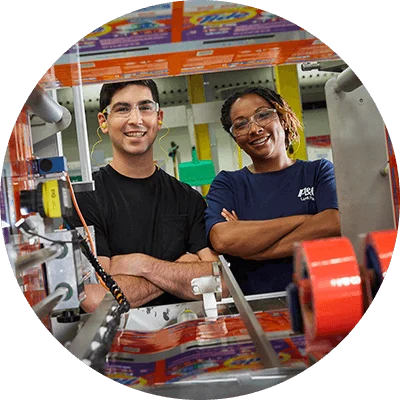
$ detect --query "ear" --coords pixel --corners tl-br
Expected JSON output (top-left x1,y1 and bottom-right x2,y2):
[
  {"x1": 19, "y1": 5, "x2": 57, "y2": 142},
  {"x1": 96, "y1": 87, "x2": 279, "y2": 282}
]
[
  {"x1": 157, "y1": 109, "x2": 164, "y2": 131},
  {"x1": 98, "y1": 112, "x2": 108, "y2": 134}
]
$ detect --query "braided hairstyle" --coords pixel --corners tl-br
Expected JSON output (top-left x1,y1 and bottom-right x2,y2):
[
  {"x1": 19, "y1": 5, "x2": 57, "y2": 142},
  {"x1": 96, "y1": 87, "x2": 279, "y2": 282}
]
[{"x1": 220, "y1": 86, "x2": 302, "y2": 149}]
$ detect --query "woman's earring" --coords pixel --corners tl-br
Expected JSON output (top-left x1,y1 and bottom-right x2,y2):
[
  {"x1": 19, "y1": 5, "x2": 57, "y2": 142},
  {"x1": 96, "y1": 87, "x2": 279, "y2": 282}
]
[{"x1": 288, "y1": 141, "x2": 294, "y2": 155}]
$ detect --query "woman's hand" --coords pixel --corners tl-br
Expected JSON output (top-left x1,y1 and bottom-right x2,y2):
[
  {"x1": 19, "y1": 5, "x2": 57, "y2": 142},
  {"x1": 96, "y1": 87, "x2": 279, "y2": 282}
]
[{"x1": 221, "y1": 208, "x2": 239, "y2": 222}]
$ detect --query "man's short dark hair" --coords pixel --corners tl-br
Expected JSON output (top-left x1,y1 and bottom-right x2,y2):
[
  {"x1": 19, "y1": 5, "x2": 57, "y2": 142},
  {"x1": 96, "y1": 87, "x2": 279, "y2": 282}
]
[{"x1": 99, "y1": 79, "x2": 160, "y2": 114}]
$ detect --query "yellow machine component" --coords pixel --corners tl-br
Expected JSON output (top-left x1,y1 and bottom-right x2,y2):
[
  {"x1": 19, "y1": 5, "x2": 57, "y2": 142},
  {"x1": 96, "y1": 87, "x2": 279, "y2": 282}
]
[
  {"x1": 274, "y1": 64, "x2": 308, "y2": 161},
  {"x1": 20, "y1": 178, "x2": 72, "y2": 219},
  {"x1": 237, "y1": 144, "x2": 243, "y2": 169},
  {"x1": 42, "y1": 180, "x2": 63, "y2": 218}
]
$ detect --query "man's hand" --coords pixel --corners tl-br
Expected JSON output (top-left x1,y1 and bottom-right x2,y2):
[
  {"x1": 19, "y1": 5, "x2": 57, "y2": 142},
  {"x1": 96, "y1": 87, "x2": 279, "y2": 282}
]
[
  {"x1": 110, "y1": 248, "x2": 227, "y2": 301},
  {"x1": 81, "y1": 283, "x2": 108, "y2": 313}
]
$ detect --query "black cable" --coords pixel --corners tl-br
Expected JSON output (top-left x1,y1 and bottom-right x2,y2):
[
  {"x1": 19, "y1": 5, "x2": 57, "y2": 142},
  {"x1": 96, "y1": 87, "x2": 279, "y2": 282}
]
[
  {"x1": 63, "y1": 219, "x2": 131, "y2": 373},
  {"x1": 88, "y1": 315, "x2": 121, "y2": 374},
  {"x1": 64, "y1": 218, "x2": 130, "y2": 313},
  {"x1": 79, "y1": 236, "x2": 130, "y2": 313},
  {"x1": 27, "y1": 230, "x2": 79, "y2": 245},
  {"x1": 16, "y1": 219, "x2": 79, "y2": 245}
]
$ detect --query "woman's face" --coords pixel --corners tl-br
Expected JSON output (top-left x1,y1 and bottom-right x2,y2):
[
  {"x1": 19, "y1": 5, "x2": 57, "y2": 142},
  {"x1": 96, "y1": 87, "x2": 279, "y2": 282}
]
[{"x1": 230, "y1": 93, "x2": 287, "y2": 162}]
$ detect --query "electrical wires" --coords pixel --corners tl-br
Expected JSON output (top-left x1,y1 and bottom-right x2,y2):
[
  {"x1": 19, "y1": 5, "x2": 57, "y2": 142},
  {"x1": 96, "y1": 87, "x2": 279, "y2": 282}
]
[{"x1": 64, "y1": 173, "x2": 130, "y2": 311}]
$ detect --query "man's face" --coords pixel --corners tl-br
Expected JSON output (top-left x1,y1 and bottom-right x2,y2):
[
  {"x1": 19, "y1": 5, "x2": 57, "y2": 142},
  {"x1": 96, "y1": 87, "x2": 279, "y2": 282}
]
[{"x1": 102, "y1": 84, "x2": 163, "y2": 158}]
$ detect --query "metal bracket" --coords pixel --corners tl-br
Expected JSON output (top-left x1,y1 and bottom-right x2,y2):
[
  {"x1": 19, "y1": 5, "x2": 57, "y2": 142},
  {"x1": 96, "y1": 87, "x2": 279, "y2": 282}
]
[
  {"x1": 191, "y1": 275, "x2": 222, "y2": 318},
  {"x1": 301, "y1": 60, "x2": 348, "y2": 73}
]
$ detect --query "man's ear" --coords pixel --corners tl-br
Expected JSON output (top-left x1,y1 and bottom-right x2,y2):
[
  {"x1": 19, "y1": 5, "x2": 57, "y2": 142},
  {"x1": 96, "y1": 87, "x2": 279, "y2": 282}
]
[
  {"x1": 157, "y1": 109, "x2": 164, "y2": 130},
  {"x1": 98, "y1": 113, "x2": 108, "y2": 133}
]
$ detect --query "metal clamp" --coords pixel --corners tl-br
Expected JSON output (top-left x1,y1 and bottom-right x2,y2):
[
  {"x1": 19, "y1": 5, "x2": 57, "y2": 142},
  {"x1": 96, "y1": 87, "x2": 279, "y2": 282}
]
[
  {"x1": 212, "y1": 261, "x2": 222, "y2": 301},
  {"x1": 212, "y1": 261, "x2": 220, "y2": 275},
  {"x1": 191, "y1": 273, "x2": 222, "y2": 318}
]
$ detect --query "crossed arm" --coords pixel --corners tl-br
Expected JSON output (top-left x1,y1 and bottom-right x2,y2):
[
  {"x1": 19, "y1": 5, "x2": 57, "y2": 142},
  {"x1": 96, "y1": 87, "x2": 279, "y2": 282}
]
[
  {"x1": 81, "y1": 256, "x2": 162, "y2": 313},
  {"x1": 246, "y1": 209, "x2": 341, "y2": 260},
  {"x1": 209, "y1": 208, "x2": 341, "y2": 261},
  {"x1": 81, "y1": 248, "x2": 228, "y2": 313}
]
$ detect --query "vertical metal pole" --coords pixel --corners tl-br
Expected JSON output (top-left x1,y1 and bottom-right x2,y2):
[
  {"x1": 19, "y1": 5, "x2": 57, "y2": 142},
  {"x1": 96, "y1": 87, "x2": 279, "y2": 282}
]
[
  {"x1": 186, "y1": 108, "x2": 196, "y2": 148},
  {"x1": 72, "y1": 84, "x2": 92, "y2": 183},
  {"x1": 68, "y1": 44, "x2": 95, "y2": 192},
  {"x1": 50, "y1": 89, "x2": 64, "y2": 157}
]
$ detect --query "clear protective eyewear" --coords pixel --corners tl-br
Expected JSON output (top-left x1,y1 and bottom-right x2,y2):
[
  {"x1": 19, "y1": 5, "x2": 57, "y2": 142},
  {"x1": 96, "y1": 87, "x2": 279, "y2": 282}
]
[
  {"x1": 230, "y1": 107, "x2": 278, "y2": 137},
  {"x1": 104, "y1": 100, "x2": 159, "y2": 118}
]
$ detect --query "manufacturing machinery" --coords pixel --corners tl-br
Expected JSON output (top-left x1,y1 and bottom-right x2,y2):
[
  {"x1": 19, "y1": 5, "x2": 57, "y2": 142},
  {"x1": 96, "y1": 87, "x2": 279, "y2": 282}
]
[
  {"x1": 1, "y1": 63, "x2": 398, "y2": 399},
  {"x1": 1, "y1": 70, "x2": 397, "y2": 393}
]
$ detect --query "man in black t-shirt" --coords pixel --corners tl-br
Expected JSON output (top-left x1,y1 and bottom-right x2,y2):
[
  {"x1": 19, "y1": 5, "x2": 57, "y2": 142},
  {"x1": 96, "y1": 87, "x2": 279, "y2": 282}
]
[{"x1": 70, "y1": 80, "x2": 226, "y2": 312}]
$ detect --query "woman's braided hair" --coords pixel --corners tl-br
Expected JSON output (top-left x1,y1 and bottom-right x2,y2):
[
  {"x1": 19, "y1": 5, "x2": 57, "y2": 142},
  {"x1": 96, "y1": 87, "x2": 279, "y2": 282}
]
[{"x1": 220, "y1": 86, "x2": 302, "y2": 148}]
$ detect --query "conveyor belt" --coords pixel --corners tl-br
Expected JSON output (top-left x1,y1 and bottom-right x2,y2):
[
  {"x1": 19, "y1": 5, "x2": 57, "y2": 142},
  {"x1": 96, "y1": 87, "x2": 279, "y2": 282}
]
[
  {"x1": 103, "y1": 292, "x2": 305, "y2": 398},
  {"x1": 60, "y1": 290, "x2": 305, "y2": 398}
]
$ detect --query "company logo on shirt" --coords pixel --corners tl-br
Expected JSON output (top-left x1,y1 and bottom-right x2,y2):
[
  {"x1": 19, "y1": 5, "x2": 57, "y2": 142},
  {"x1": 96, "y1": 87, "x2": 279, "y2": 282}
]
[{"x1": 298, "y1": 187, "x2": 315, "y2": 201}]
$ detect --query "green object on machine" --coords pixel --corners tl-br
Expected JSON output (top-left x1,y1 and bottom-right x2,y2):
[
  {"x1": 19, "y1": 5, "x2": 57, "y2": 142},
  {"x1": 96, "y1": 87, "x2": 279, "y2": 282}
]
[
  {"x1": 69, "y1": 175, "x2": 82, "y2": 182},
  {"x1": 178, "y1": 147, "x2": 215, "y2": 186}
]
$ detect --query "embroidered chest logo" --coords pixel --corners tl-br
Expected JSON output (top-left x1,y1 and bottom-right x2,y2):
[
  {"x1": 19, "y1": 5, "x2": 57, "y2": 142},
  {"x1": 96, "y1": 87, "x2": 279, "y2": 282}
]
[{"x1": 298, "y1": 186, "x2": 315, "y2": 201}]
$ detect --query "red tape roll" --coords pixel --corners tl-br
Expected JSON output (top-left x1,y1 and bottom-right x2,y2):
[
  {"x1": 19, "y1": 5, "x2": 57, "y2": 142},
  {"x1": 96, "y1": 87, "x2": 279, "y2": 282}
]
[
  {"x1": 365, "y1": 230, "x2": 397, "y2": 279},
  {"x1": 295, "y1": 237, "x2": 364, "y2": 341}
]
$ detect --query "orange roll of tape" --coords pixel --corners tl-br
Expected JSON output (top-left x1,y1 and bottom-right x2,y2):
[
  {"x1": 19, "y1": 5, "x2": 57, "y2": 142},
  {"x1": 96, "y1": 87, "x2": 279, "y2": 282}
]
[
  {"x1": 365, "y1": 229, "x2": 397, "y2": 298},
  {"x1": 365, "y1": 230, "x2": 397, "y2": 280},
  {"x1": 294, "y1": 237, "x2": 364, "y2": 341}
]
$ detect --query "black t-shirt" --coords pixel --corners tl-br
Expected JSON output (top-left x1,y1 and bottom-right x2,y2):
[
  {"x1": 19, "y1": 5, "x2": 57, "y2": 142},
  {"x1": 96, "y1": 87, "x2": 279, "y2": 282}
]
[{"x1": 69, "y1": 164, "x2": 208, "y2": 306}]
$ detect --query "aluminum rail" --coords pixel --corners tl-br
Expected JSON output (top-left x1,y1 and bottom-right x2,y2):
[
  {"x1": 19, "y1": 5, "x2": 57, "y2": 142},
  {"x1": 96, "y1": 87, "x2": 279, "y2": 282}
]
[
  {"x1": 15, "y1": 243, "x2": 65, "y2": 275},
  {"x1": 218, "y1": 255, "x2": 282, "y2": 369}
]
